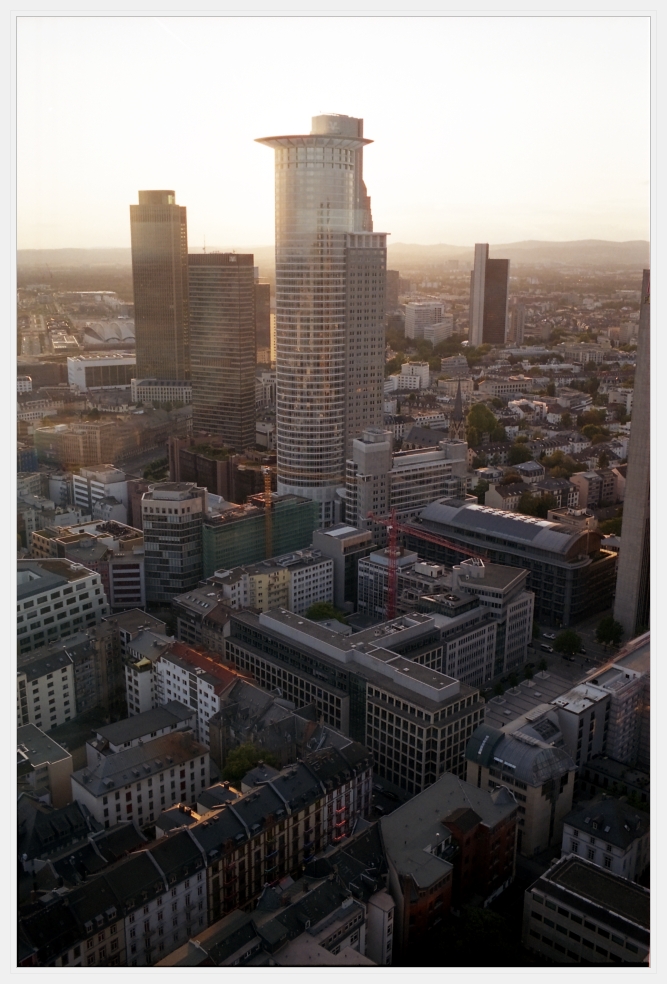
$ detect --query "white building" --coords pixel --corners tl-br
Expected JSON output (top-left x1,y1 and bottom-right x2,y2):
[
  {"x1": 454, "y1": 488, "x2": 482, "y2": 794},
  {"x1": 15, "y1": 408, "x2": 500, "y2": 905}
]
[
  {"x1": 422, "y1": 317, "x2": 454, "y2": 345},
  {"x1": 17, "y1": 645, "x2": 76, "y2": 732},
  {"x1": 561, "y1": 796, "x2": 649, "y2": 883},
  {"x1": 399, "y1": 362, "x2": 430, "y2": 388},
  {"x1": 210, "y1": 550, "x2": 334, "y2": 617},
  {"x1": 71, "y1": 726, "x2": 210, "y2": 829},
  {"x1": 345, "y1": 428, "x2": 469, "y2": 532},
  {"x1": 67, "y1": 353, "x2": 136, "y2": 391},
  {"x1": 130, "y1": 378, "x2": 192, "y2": 406},
  {"x1": 72, "y1": 465, "x2": 129, "y2": 516},
  {"x1": 404, "y1": 302, "x2": 445, "y2": 340},
  {"x1": 17, "y1": 375, "x2": 33, "y2": 393},
  {"x1": 17, "y1": 559, "x2": 110, "y2": 656}
]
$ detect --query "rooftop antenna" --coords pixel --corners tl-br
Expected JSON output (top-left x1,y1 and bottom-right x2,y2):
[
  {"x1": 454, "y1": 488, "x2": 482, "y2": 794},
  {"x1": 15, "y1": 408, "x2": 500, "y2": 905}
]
[{"x1": 203, "y1": 235, "x2": 206, "y2": 254}]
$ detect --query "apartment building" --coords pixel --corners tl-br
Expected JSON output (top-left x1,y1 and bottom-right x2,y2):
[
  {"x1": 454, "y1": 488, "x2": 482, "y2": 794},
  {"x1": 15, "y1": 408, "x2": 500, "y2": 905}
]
[
  {"x1": 17, "y1": 645, "x2": 76, "y2": 731},
  {"x1": 208, "y1": 548, "x2": 334, "y2": 616},
  {"x1": 17, "y1": 559, "x2": 110, "y2": 656},
  {"x1": 31, "y1": 520, "x2": 145, "y2": 609},
  {"x1": 561, "y1": 796, "x2": 649, "y2": 883},
  {"x1": 71, "y1": 727, "x2": 211, "y2": 829}
]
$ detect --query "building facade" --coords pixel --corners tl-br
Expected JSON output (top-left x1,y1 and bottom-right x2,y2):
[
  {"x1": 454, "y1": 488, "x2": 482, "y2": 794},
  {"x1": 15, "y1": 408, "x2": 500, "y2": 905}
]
[
  {"x1": 130, "y1": 190, "x2": 190, "y2": 380},
  {"x1": 613, "y1": 270, "x2": 650, "y2": 637},
  {"x1": 141, "y1": 482, "x2": 205, "y2": 602},
  {"x1": 469, "y1": 243, "x2": 510, "y2": 347},
  {"x1": 189, "y1": 253, "x2": 256, "y2": 450},
  {"x1": 258, "y1": 114, "x2": 386, "y2": 525}
]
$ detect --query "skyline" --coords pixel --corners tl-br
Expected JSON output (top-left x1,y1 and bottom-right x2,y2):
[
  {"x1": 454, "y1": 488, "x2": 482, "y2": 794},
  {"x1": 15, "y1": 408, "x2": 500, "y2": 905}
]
[{"x1": 17, "y1": 15, "x2": 650, "y2": 250}]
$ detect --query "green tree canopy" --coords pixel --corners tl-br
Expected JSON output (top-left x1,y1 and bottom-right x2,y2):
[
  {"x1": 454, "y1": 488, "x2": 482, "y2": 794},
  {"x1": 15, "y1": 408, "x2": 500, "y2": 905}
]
[
  {"x1": 472, "y1": 480, "x2": 489, "y2": 504},
  {"x1": 518, "y1": 491, "x2": 557, "y2": 519},
  {"x1": 596, "y1": 616, "x2": 624, "y2": 648},
  {"x1": 507, "y1": 444, "x2": 534, "y2": 466},
  {"x1": 305, "y1": 601, "x2": 347, "y2": 624},
  {"x1": 466, "y1": 402, "x2": 506, "y2": 446},
  {"x1": 222, "y1": 744, "x2": 280, "y2": 785},
  {"x1": 554, "y1": 629, "x2": 582, "y2": 656}
]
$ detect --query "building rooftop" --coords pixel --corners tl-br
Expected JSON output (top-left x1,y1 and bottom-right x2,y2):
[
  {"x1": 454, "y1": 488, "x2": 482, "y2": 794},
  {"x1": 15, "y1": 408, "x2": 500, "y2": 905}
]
[
  {"x1": 17, "y1": 725, "x2": 71, "y2": 768},
  {"x1": 551, "y1": 683, "x2": 609, "y2": 714},
  {"x1": 17, "y1": 558, "x2": 96, "y2": 599},
  {"x1": 563, "y1": 795, "x2": 649, "y2": 850},
  {"x1": 536, "y1": 855, "x2": 650, "y2": 933},
  {"x1": 71, "y1": 730, "x2": 208, "y2": 797},
  {"x1": 380, "y1": 773, "x2": 516, "y2": 888},
  {"x1": 92, "y1": 702, "x2": 194, "y2": 747},
  {"x1": 417, "y1": 498, "x2": 600, "y2": 560},
  {"x1": 104, "y1": 608, "x2": 167, "y2": 635},
  {"x1": 466, "y1": 723, "x2": 576, "y2": 785}
]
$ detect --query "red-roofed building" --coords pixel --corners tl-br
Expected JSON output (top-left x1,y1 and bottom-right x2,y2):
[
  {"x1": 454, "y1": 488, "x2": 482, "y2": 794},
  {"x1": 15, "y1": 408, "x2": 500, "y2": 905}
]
[{"x1": 154, "y1": 643, "x2": 253, "y2": 746}]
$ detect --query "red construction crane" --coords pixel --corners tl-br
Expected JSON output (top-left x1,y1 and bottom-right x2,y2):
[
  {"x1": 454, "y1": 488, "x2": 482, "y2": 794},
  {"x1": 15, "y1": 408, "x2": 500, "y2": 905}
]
[{"x1": 367, "y1": 511, "x2": 487, "y2": 619}]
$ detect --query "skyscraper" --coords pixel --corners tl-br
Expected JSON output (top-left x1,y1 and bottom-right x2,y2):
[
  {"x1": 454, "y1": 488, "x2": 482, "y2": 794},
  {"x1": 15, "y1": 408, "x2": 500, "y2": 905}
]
[
  {"x1": 469, "y1": 243, "x2": 510, "y2": 347},
  {"x1": 254, "y1": 275, "x2": 272, "y2": 364},
  {"x1": 613, "y1": 269, "x2": 650, "y2": 637},
  {"x1": 130, "y1": 190, "x2": 190, "y2": 380},
  {"x1": 257, "y1": 114, "x2": 387, "y2": 526},
  {"x1": 188, "y1": 253, "x2": 256, "y2": 450}
]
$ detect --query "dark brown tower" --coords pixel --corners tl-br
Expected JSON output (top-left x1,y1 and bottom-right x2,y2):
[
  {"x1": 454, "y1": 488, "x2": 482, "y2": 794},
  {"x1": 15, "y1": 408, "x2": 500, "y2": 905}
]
[{"x1": 130, "y1": 190, "x2": 190, "y2": 380}]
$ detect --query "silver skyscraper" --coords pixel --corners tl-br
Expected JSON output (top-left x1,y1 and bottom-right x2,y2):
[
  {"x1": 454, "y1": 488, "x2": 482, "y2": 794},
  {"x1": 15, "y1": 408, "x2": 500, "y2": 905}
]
[{"x1": 258, "y1": 114, "x2": 387, "y2": 525}]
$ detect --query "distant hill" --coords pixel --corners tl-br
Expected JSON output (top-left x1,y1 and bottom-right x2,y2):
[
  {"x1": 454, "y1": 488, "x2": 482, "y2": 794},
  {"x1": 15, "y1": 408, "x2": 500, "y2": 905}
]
[
  {"x1": 17, "y1": 245, "x2": 276, "y2": 271},
  {"x1": 17, "y1": 239, "x2": 649, "y2": 272},
  {"x1": 387, "y1": 240, "x2": 649, "y2": 269}
]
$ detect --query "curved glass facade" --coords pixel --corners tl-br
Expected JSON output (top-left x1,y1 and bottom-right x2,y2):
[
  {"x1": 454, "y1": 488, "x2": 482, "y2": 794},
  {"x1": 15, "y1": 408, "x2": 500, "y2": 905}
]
[{"x1": 258, "y1": 116, "x2": 385, "y2": 521}]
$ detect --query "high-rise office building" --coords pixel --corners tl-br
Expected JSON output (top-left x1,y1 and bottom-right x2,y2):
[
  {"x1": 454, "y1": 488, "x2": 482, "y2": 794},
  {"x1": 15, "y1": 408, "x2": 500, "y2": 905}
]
[
  {"x1": 189, "y1": 253, "x2": 256, "y2": 450},
  {"x1": 130, "y1": 190, "x2": 190, "y2": 379},
  {"x1": 385, "y1": 269, "x2": 400, "y2": 311},
  {"x1": 258, "y1": 114, "x2": 387, "y2": 526},
  {"x1": 404, "y1": 301, "x2": 445, "y2": 340},
  {"x1": 469, "y1": 243, "x2": 510, "y2": 347},
  {"x1": 142, "y1": 482, "x2": 205, "y2": 602},
  {"x1": 508, "y1": 298, "x2": 526, "y2": 346},
  {"x1": 254, "y1": 275, "x2": 271, "y2": 363},
  {"x1": 613, "y1": 270, "x2": 650, "y2": 636}
]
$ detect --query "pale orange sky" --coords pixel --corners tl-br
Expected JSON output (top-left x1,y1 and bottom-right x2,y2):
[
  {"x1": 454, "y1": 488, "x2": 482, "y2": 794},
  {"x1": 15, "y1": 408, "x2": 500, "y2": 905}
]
[{"x1": 17, "y1": 15, "x2": 650, "y2": 249}]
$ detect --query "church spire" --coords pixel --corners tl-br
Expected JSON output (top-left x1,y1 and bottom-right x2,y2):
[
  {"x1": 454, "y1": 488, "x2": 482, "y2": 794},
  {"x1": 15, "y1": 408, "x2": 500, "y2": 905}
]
[{"x1": 449, "y1": 379, "x2": 466, "y2": 441}]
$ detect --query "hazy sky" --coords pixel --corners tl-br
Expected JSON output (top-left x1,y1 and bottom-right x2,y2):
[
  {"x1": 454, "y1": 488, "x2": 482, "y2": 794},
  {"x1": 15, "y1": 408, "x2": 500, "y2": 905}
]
[{"x1": 17, "y1": 15, "x2": 650, "y2": 250}]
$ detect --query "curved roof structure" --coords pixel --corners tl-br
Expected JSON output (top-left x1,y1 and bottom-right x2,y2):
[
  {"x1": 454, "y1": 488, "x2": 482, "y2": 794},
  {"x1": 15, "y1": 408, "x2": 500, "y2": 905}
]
[
  {"x1": 466, "y1": 723, "x2": 575, "y2": 786},
  {"x1": 419, "y1": 498, "x2": 600, "y2": 559}
]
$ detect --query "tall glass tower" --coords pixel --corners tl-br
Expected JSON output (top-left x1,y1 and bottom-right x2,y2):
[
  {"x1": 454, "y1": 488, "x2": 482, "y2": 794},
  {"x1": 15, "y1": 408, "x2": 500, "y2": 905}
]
[
  {"x1": 130, "y1": 190, "x2": 190, "y2": 380},
  {"x1": 257, "y1": 115, "x2": 387, "y2": 526},
  {"x1": 189, "y1": 253, "x2": 256, "y2": 450}
]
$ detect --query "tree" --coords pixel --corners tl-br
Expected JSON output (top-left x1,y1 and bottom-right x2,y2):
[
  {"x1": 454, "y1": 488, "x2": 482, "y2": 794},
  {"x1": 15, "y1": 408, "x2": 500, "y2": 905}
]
[
  {"x1": 596, "y1": 616, "x2": 624, "y2": 648},
  {"x1": 538, "y1": 658, "x2": 548, "y2": 672},
  {"x1": 561, "y1": 411, "x2": 573, "y2": 430},
  {"x1": 305, "y1": 601, "x2": 347, "y2": 624},
  {"x1": 598, "y1": 451, "x2": 609, "y2": 469},
  {"x1": 599, "y1": 515, "x2": 622, "y2": 536},
  {"x1": 493, "y1": 681, "x2": 504, "y2": 696},
  {"x1": 554, "y1": 629, "x2": 582, "y2": 656},
  {"x1": 507, "y1": 444, "x2": 533, "y2": 466},
  {"x1": 518, "y1": 491, "x2": 557, "y2": 519},
  {"x1": 508, "y1": 672, "x2": 519, "y2": 687},
  {"x1": 546, "y1": 382, "x2": 556, "y2": 397},
  {"x1": 222, "y1": 743, "x2": 279, "y2": 785},
  {"x1": 532, "y1": 622, "x2": 541, "y2": 639},
  {"x1": 472, "y1": 480, "x2": 489, "y2": 504},
  {"x1": 524, "y1": 664, "x2": 534, "y2": 680},
  {"x1": 498, "y1": 470, "x2": 522, "y2": 485},
  {"x1": 466, "y1": 402, "x2": 505, "y2": 447}
]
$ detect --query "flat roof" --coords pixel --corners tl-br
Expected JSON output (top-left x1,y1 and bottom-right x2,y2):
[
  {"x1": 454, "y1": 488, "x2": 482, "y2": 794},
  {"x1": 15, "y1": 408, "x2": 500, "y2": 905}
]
[
  {"x1": 546, "y1": 856, "x2": 649, "y2": 929},
  {"x1": 17, "y1": 724, "x2": 71, "y2": 766},
  {"x1": 17, "y1": 559, "x2": 95, "y2": 599}
]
